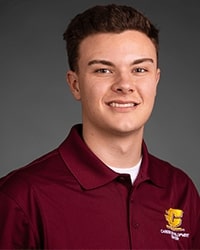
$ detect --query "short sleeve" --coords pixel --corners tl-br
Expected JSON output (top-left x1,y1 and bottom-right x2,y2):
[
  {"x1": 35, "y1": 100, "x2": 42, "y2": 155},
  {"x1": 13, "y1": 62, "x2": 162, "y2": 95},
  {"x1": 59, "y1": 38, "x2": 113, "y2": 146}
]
[{"x1": 0, "y1": 191, "x2": 38, "y2": 249}]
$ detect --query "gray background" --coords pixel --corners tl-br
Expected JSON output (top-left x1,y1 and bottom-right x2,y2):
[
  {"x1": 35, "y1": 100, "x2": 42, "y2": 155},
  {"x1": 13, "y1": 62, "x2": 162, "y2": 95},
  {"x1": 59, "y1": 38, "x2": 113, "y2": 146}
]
[{"x1": 0, "y1": 0, "x2": 199, "y2": 192}]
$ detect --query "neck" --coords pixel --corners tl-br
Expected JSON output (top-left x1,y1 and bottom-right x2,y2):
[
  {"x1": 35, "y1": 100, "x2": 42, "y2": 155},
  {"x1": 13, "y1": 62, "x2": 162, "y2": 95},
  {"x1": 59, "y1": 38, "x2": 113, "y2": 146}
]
[{"x1": 82, "y1": 125, "x2": 143, "y2": 168}]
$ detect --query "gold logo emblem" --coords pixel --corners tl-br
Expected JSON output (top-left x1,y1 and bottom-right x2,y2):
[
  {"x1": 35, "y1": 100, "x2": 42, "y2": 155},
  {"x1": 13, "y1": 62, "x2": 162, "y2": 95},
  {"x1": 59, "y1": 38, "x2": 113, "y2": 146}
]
[{"x1": 165, "y1": 208, "x2": 185, "y2": 232}]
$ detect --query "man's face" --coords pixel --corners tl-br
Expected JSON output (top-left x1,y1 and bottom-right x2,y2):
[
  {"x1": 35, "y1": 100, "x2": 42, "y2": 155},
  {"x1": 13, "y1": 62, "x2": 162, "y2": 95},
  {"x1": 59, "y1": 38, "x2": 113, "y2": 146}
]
[{"x1": 67, "y1": 30, "x2": 160, "y2": 136}]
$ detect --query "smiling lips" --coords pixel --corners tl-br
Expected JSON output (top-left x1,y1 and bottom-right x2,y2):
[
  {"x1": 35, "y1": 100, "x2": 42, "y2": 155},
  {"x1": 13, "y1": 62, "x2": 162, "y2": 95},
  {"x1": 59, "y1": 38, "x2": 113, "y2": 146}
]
[{"x1": 108, "y1": 101, "x2": 139, "y2": 108}]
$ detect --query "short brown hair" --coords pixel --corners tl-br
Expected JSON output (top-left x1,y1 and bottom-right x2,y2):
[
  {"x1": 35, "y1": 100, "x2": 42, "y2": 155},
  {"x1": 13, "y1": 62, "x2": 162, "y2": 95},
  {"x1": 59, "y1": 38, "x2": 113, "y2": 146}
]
[{"x1": 63, "y1": 4, "x2": 159, "y2": 71}]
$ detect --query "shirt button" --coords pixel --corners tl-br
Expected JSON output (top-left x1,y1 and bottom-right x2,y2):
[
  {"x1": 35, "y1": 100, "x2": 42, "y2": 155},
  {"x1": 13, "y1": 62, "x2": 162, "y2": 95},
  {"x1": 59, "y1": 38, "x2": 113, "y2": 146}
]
[
  {"x1": 118, "y1": 176, "x2": 126, "y2": 182},
  {"x1": 132, "y1": 222, "x2": 140, "y2": 229}
]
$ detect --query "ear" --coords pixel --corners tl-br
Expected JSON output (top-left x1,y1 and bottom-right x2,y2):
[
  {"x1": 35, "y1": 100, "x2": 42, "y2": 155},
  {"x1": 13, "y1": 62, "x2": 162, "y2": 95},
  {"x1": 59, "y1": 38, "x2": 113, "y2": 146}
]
[
  {"x1": 156, "y1": 68, "x2": 161, "y2": 85},
  {"x1": 66, "y1": 70, "x2": 81, "y2": 100},
  {"x1": 155, "y1": 68, "x2": 161, "y2": 95}
]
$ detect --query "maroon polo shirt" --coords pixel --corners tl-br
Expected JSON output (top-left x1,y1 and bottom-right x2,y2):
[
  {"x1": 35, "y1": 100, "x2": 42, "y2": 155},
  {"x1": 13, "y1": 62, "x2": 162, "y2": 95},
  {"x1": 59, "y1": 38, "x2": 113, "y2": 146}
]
[{"x1": 0, "y1": 124, "x2": 199, "y2": 249}]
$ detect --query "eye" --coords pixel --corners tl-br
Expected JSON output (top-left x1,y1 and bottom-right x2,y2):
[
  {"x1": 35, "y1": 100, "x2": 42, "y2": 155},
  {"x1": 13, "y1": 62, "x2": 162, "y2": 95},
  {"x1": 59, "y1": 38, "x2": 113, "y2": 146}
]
[
  {"x1": 133, "y1": 67, "x2": 147, "y2": 73},
  {"x1": 95, "y1": 68, "x2": 112, "y2": 74}
]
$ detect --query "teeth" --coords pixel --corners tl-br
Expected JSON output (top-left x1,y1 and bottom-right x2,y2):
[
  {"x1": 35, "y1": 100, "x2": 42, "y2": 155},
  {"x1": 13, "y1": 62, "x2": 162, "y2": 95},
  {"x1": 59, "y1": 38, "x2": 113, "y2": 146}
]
[{"x1": 109, "y1": 102, "x2": 136, "y2": 108}]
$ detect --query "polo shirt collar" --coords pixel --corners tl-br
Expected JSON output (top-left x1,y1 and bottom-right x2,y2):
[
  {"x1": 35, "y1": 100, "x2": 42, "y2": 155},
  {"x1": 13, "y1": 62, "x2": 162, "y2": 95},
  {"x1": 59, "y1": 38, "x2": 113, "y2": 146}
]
[
  {"x1": 59, "y1": 124, "x2": 168, "y2": 190},
  {"x1": 59, "y1": 124, "x2": 118, "y2": 189},
  {"x1": 137, "y1": 142, "x2": 169, "y2": 188}
]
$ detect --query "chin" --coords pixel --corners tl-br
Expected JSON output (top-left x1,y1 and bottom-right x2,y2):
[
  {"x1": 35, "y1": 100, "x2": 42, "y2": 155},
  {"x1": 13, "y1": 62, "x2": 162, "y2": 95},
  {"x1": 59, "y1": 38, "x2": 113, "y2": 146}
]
[{"x1": 109, "y1": 124, "x2": 144, "y2": 136}]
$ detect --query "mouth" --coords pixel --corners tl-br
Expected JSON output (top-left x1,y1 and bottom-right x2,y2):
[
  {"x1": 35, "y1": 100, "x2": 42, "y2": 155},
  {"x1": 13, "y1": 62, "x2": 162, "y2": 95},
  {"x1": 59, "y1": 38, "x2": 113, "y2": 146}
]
[{"x1": 107, "y1": 101, "x2": 139, "y2": 108}]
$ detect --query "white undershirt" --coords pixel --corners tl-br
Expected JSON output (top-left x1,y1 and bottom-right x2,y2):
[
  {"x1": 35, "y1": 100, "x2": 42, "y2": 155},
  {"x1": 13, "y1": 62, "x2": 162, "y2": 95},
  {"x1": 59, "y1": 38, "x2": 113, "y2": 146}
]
[{"x1": 108, "y1": 158, "x2": 142, "y2": 184}]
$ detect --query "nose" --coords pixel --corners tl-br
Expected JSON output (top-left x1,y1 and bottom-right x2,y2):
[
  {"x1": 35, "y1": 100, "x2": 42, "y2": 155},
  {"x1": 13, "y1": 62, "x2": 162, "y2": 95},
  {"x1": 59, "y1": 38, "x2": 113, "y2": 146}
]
[{"x1": 111, "y1": 73, "x2": 134, "y2": 94}]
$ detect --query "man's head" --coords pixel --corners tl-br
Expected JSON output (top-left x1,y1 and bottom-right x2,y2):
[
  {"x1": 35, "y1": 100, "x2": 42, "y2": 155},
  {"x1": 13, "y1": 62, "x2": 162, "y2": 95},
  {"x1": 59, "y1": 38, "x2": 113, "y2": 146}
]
[
  {"x1": 64, "y1": 4, "x2": 160, "y2": 138},
  {"x1": 63, "y1": 4, "x2": 159, "y2": 72}
]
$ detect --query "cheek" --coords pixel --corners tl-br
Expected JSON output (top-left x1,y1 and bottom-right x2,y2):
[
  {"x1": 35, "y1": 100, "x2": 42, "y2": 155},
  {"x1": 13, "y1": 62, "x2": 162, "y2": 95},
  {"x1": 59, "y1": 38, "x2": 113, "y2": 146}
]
[
  {"x1": 82, "y1": 82, "x2": 106, "y2": 102},
  {"x1": 80, "y1": 85, "x2": 101, "y2": 109},
  {"x1": 139, "y1": 82, "x2": 157, "y2": 101}
]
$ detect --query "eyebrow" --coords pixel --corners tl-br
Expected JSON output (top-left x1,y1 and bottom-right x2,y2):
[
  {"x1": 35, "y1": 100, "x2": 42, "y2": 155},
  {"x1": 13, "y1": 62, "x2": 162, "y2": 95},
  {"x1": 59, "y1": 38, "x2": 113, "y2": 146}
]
[
  {"x1": 88, "y1": 58, "x2": 154, "y2": 67},
  {"x1": 132, "y1": 58, "x2": 154, "y2": 65},
  {"x1": 88, "y1": 60, "x2": 114, "y2": 67}
]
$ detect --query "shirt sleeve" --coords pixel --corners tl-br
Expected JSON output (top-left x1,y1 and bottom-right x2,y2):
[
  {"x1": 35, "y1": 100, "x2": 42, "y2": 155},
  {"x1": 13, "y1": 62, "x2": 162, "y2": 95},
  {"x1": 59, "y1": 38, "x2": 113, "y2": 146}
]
[
  {"x1": 0, "y1": 191, "x2": 38, "y2": 249},
  {"x1": 192, "y1": 207, "x2": 200, "y2": 249}
]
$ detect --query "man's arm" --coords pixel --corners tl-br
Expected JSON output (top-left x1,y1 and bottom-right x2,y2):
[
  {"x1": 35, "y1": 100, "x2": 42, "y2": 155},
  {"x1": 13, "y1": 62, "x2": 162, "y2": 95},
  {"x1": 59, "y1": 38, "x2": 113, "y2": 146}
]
[{"x1": 0, "y1": 191, "x2": 38, "y2": 249}]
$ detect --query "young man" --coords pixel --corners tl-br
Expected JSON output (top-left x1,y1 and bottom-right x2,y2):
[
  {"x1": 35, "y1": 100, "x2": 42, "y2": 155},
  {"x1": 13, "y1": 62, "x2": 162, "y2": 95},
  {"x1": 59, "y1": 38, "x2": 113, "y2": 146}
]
[{"x1": 0, "y1": 4, "x2": 199, "y2": 249}]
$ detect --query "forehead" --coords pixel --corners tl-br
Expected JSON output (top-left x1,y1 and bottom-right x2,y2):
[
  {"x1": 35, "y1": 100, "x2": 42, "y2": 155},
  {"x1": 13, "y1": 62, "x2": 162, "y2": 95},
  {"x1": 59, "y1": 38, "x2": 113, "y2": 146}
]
[{"x1": 79, "y1": 30, "x2": 157, "y2": 64}]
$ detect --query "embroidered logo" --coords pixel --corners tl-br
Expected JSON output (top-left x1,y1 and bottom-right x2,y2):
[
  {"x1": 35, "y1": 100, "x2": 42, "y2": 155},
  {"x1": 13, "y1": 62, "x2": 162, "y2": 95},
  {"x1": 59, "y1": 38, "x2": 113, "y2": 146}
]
[
  {"x1": 165, "y1": 208, "x2": 184, "y2": 231},
  {"x1": 160, "y1": 208, "x2": 190, "y2": 241}
]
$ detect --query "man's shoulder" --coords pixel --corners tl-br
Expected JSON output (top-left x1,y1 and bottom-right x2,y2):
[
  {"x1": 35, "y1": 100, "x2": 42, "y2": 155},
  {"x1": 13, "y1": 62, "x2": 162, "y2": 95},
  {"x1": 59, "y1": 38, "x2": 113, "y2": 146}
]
[
  {"x1": 148, "y1": 153, "x2": 199, "y2": 194},
  {"x1": 0, "y1": 148, "x2": 70, "y2": 196},
  {"x1": 149, "y1": 153, "x2": 183, "y2": 173}
]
